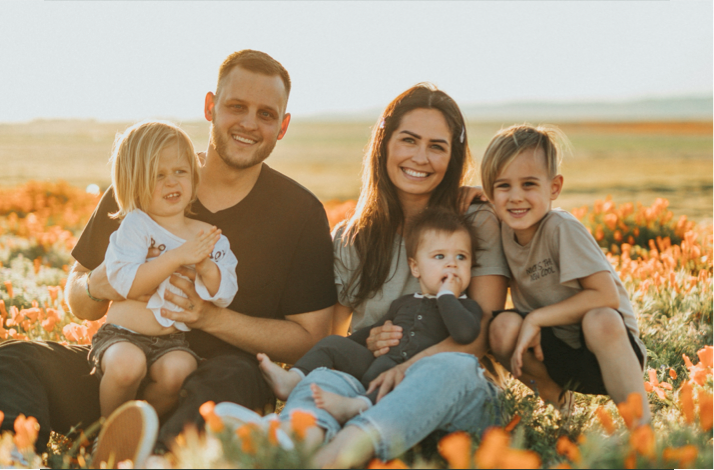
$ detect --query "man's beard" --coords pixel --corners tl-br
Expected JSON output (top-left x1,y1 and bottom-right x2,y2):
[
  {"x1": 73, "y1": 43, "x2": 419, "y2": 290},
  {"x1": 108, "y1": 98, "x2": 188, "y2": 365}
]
[{"x1": 210, "y1": 124, "x2": 277, "y2": 170}]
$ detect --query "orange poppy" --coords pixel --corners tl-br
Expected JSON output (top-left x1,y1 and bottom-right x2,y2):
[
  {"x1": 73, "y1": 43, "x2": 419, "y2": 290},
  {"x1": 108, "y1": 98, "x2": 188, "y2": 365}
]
[
  {"x1": 198, "y1": 401, "x2": 224, "y2": 433},
  {"x1": 556, "y1": 436, "x2": 581, "y2": 463},
  {"x1": 0, "y1": 299, "x2": 7, "y2": 319},
  {"x1": 617, "y1": 393, "x2": 643, "y2": 429},
  {"x1": 697, "y1": 346, "x2": 713, "y2": 369},
  {"x1": 438, "y1": 431, "x2": 471, "y2": 469},
  {"x1": 13, "y1": 414, "x2": 39, "y2": 451},
  {"x1": 0, "y1": 410, "x2": 4, "y2": 427},
  {"x1": 663, "y1": 445, "x2": 698, "y2": 468},
  {"x1": 623, "y1": 451, "x2": 636, "y2": 469},
  {"x1": 504, "y1": 414, "x2": 521, "y2": 433},
  {"x1": 669, "y1": 369, "x2": 677, "y2": 380},
  {"x1": 679, "y1": 381, "x2": 695, "y2": 424},
  {"x1": 3, "y1": 281, "x2": 13, "y2": 299},
  {"x1": 367, "y1": 458, "x2": 409, "y2": 469},
  {"x1": 644, "y1": 369, "x2": 672, "y2": 400},
  {"x1": 629, "y1": 425, "x2": 655, "y2": 459},
  {"x1": 698, "y1": 390, "x2": 712, "y2": 431},
  {"x1": 497, "y1": 449, "x2": 541, "y2": 469},
  {"x1": 236, "y1": 424, "x2": 257, "y2": 454},
  {"x1": 268, "y1": 419, "x2": 281, "y2": 446},
  {"x1": 473, "y1": 427, "x2": 509, "y2": 468},
  {"x1": 290, "y1": 410, "x2": 317, "y2": 440},
  {"x1": 595, "y1": 406, "x2": 616, "y2": 435},
  {"x1": 47, "y1": 286, "x2": 61, "y2": 302}
]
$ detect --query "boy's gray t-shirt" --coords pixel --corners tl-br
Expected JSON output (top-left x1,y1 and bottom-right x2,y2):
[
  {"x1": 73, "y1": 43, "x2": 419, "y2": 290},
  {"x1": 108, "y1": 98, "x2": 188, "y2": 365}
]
[
  {"x1": 334, "y1": 204, "x2": 510, "y2": 330},
  {"x1": 501, "y1": 208, "x2": 646, "y2": 363}
]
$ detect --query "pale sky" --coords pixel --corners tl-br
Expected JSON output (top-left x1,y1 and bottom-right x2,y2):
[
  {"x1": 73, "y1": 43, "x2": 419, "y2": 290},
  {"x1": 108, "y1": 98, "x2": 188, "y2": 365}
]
[{"x1": 1, "y1": 0, "x2": 711, "y2": 122}]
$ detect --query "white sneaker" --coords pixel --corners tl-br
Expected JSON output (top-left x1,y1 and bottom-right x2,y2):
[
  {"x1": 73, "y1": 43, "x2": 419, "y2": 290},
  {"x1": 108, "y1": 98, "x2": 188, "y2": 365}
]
[
  {"x1": 213, "y1": 402, "x2": 294, "y2": 450},
  {"x1": 91, "y1": 401, "x2": 159, "y2": 469}
]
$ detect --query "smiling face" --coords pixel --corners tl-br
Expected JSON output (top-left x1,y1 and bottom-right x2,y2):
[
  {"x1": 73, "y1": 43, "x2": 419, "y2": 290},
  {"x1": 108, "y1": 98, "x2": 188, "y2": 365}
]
[
  {"x1": 205, "y1": 66, "x2": 291, "y2": 170},
  {"x1": 146, "y1": 142, "x2": 194, "y2": 221},
  {"x1": 491, "y1": 146, "x2": 563, "y2": 245},
  {"x1": 409, "y1": 229, "x2": 472, "y2": 296},
  {"x1": 386, "y1": 108, "x2": 452, "y2": 207}
]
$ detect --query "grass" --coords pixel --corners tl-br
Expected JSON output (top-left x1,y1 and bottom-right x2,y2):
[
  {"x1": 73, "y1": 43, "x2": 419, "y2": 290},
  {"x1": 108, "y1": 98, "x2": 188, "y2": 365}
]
[{"x1": 0, "y1": 181, "x2": 712, "y2": 468}]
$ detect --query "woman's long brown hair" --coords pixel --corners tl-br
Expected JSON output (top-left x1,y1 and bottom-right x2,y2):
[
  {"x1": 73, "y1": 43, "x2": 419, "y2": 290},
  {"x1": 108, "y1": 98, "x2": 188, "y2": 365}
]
[{"x1": 338, "y1": 83, "x2": 474, "y2": 306}]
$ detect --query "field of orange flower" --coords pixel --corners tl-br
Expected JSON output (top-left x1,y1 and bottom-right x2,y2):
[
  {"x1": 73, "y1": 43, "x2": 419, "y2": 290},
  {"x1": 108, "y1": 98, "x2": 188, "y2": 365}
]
[{"x1": 0, "y1": 181, "x2": 712, "y2": 468}]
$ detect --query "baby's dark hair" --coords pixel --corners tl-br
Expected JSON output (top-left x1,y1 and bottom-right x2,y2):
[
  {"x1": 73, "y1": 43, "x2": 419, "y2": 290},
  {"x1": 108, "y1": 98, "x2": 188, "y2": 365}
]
[{"x1": 404, "y1": 207, "x2": 478, "y2": 261}]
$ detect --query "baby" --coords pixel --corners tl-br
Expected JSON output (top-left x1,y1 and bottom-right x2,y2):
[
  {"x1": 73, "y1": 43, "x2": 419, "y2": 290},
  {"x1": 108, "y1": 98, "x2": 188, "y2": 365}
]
[
  {"x1": 87, "y1": 120, "x2": 238, "y2": 418},
  {"x1": 258, "y1": 207, "x2": 482, "y2": 423}
]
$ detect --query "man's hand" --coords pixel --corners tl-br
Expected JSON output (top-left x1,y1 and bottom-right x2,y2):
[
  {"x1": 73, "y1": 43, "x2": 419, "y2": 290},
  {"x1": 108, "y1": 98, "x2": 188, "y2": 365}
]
[
  {"x1": 365, "y1": 361, "x2": 410, "y2": 403},
  {"x1": 366, "y1": 321, "x2": 403, "y2": 358},
  {"x1": 161, "y1": 266, "x2": 216, "y2": 329},
  {"x1": 457, "y1": 185, "x2": 487, "y2": 214},
  {"x1": 510, "y1": 316, "x2": 544, "y2": 378}
]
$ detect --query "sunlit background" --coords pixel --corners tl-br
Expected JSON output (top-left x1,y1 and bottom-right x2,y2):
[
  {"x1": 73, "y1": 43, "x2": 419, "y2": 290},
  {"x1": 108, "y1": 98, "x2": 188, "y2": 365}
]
[{"x1": 1, "y1": 0, "x2": 712, "y2": 219}]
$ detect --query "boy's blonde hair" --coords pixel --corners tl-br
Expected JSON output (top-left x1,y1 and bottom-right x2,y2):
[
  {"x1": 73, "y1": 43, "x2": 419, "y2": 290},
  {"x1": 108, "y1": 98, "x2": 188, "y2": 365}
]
[
  {"x1": 480, "y1": 124, "x2": 568, "y2": 200},
  {"x1": 109, "y1": 120, "x2": 199, "y2": 219}
]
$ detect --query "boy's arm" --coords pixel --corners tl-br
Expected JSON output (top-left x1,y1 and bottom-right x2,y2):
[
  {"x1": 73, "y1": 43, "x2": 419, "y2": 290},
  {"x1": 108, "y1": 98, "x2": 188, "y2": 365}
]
[
  {"x1": 436, "y1": 294, "x2": 482, "y2": 344},
  {"x1": 510, "y1": 270, "x2": 619, "y2": 377}
]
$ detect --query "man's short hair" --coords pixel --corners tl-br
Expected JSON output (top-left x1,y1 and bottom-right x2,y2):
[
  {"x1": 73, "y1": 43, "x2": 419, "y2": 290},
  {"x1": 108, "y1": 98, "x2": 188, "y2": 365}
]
[
  {"x1": 480, "y1": 124, "x2": 567, "y2": 201},
  {"x1": 216, "y1": 50, "x2": 291, "y2": 100},
  {"x1": 404, "y1": 207, "x2": 478, "y2": 260}
]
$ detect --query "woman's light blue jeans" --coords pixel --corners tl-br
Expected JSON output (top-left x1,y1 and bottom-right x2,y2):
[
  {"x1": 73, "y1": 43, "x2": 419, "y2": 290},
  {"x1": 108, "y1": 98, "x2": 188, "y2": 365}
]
[{"x1": 280, "y1": 352, "x2": 502, "y2": 461}]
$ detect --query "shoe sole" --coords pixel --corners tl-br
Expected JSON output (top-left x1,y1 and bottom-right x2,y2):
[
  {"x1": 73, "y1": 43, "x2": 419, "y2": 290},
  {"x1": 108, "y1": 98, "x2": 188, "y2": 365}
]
[{"x1": 91, "y1": 400, "x2": 159, "y2": 469}]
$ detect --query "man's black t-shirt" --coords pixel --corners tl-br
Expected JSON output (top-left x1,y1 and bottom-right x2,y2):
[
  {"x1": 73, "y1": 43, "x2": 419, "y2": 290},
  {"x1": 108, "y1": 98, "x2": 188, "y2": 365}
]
[{"x1": 72, "y1": 164, "x2": 337, "y2": 358}]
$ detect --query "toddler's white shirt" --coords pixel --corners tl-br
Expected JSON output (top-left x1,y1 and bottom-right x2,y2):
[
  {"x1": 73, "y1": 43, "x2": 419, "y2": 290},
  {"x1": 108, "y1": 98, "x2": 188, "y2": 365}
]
[{"x1": 105, "y1": 210, "x2": 238, "y2": 331}]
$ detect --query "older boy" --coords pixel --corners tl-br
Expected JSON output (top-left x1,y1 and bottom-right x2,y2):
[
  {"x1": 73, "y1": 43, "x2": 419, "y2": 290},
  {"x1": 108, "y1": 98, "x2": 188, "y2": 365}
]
[{"x1": 482, "y1": 124, "x2": 650, "y2": 423}]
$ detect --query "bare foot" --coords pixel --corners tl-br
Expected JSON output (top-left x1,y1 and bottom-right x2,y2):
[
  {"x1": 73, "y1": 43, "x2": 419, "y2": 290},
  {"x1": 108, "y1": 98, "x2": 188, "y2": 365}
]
[
  {"x1": 257, "y1": 353, "x2": 302, "y2": 401},
  {"x1": 310, "y1": 383, "x2": 370, "y2": 425}
]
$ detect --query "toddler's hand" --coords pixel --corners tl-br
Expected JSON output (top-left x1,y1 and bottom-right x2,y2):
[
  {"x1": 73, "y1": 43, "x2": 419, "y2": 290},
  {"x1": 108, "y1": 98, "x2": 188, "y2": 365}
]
[
  {"x1": 173, "y1": 226, "x2": 221, "y2": 266},
  {"x1": 439, "y1": 272, "x2": 462, "y2": 295}
]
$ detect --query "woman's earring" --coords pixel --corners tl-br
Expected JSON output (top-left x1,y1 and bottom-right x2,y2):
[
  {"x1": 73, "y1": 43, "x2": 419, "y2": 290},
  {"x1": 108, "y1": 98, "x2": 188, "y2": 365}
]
[{"x1": 459, "y1": 127, "x2": 465, "y2": 144}]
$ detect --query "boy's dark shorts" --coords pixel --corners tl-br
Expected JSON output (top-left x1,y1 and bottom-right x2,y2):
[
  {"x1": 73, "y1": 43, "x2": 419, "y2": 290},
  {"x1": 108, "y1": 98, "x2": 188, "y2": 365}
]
[
  {"x1": 493, "y1": 309, "x2": 645, "y2": 395},
  {"x1": 88, "y1": 323, "x2": 201, "y2": 384}
]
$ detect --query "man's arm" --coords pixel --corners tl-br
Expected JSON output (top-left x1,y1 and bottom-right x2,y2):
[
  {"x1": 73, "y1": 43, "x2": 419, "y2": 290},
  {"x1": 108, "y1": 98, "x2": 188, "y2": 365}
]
[
  {"x1": 65, "y1": 262, "x2": 120, "y2": 321},
  {"x1": 161, "y1": 268, "x2": 332, "y2": 364}
]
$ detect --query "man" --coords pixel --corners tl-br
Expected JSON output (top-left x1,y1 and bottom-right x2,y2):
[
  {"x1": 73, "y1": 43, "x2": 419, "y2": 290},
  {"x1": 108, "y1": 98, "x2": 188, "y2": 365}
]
[{"x1": 0, "y1": 50, "x2": 336, "y2": 461}]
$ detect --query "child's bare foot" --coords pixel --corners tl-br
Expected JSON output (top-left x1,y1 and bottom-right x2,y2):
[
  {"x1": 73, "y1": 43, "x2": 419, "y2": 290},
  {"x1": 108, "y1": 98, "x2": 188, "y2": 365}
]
[
  {"x1": 257, "y1": 353, "x2": 302, "y2": 401},
  {"x1": 310, "y1": 383, "x2": 370, "y2": 425}
]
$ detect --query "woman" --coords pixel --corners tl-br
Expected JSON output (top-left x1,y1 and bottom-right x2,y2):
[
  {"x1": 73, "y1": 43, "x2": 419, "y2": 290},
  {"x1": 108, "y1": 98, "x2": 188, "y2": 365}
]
[
  {"x1": 216, "y1": 83, "x2": 506, "y2": 464},
  {"x1": 281, "y1": 83, "x2": 510, "y2": 467}
]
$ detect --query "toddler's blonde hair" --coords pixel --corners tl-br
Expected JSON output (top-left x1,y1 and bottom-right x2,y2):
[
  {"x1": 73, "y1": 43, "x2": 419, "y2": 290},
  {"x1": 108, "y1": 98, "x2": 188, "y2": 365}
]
[
  {"x1": 480, "y1": 124, "x2": 568, "y2": 200},
  {"x1": 109, "y1": 120, "x2": 199, "y2": 219}
]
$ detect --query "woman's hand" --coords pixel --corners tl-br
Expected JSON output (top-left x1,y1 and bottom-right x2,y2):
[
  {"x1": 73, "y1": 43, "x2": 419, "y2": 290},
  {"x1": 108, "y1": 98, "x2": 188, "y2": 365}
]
[
  {"x1": 366, "y1": 321, "x2": 403, "y2": 357},
  {"x1": 457, "y1": 185, "x2": 487, "y2": 214},
  {"x1": 161, "y1": 266, "x2": 216, "y2": 329},
  {"x1": 365, "y1": 361, "x2": 411, "y2": 403},
  {"x1": 510, "y1": 316, "x2": 544, "y2": 378}
]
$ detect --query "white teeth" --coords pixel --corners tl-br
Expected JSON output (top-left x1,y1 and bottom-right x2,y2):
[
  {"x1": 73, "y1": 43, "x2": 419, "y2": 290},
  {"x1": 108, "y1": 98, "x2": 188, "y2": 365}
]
[
  {"x1": 233, "y1": 135, "x2": 256, "y2": 144},
  {"x1": 509, "y1": 209, "x2": 528, "y2": 214},
  {"x1": 164, "y1": 193, "x2": 180, "y2": 199},
  {"x1": 403, "y1": 168, "x2": 429, "y2": 178}
]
